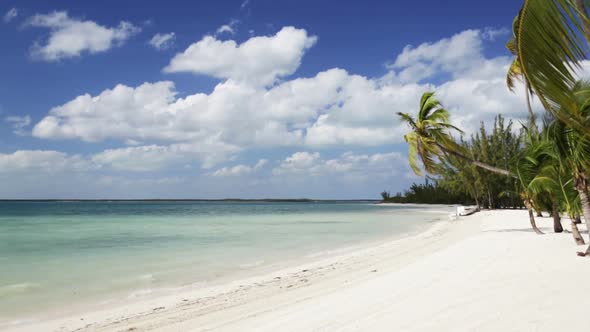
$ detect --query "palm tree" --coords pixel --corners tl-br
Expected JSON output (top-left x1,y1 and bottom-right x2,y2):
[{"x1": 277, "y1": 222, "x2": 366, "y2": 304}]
[
  {"x1": 512, "y1": 0, "x2": 589, "y2": 134},
  {"x1": 549, "y1": 82, "x2": 590, "y2": 254},
  {"x1": 398, "y1": 92, "x2": 513, "y2": 177},
  {"x1": 531, "y1": 160, "x2": 586, "y2": 244},
  {"x1": 513, "y1": 126, "x2": 551, "y2": 234}
]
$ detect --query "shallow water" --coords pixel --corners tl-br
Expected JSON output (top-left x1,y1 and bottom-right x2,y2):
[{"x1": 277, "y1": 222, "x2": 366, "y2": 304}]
[{"x1": 0, "y1": 201, "x2": 449, "y2": 323}]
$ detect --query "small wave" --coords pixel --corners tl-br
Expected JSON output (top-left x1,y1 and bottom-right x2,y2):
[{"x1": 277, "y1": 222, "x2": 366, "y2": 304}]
[
  {"x1": 239, "y1": 260, "x2": 265, "y2": 269},
  {"x1": 0, "y1": 283, "x2": 41, "y2": 297}
]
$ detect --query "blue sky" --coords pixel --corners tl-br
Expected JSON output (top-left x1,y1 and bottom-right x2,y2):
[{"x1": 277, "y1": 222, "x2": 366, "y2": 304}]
[{"x1": 0, "y1": 0, "x2": 530, "y2": 199}]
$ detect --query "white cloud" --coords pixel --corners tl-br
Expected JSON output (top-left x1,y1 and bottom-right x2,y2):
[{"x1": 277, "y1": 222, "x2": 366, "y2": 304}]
[
  {"x1": 27, "y1": 11, "x2": 141, "y2": 61},
  {"x1": 149, "y1": 32, "x2": 175, "y2": 50},
  {"x1": 31, "y1": 28, "x2": 532, "y2": 177},
  {"x1": 211, "y1": 158, "x2": 268, "y2": 177},
  {"x1": 164, "y1": 26, "x2": 318, "y2": 86},
  {"x1": 482, "y1": 27, "x2": 510, "y2": 41},
  {"x1": 5, "y1": 115, "x2": 31, "y2": 136},
  {"x1": 272, "y1": 151, "x2": 408, "y2": 179},
  {"x1": 91, "y1": 140, "x2": 240, "y2": 171},
  {"x1": 388, "y1": 29, "x2": 511, "y2": 83},
  {"x1": 3, "y1": 7, "x2": 17, "y2": 23},
  {"x1": 0, "y1": 150, "x2": 91, "y2": 173},
  {"x1": 216, "y1": 20, "x2": 239, "y2": 36},
  {"x1": 216, "y1": 25, "x2": 234, "y2": 35},
  {"x1": 32, "y1": 81, "x2": 180, "y2": 142},
  {"x1": 241, "y1": 0, "x2": 251, "y2": 9}
]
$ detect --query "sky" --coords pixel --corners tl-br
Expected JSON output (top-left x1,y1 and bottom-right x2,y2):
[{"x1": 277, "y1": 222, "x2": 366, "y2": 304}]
[{"x1": 0, "y1": 0, "x2": 531, "y2": 199}]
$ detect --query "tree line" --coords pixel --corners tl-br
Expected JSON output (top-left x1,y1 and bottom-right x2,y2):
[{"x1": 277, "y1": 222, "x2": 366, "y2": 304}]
[{"x1": 388, "y1": 0, "x2": 590, "y2": 257}]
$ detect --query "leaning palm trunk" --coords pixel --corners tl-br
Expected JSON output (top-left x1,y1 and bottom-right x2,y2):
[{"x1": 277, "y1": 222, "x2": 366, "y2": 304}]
[
  {"x1": 435, "y1": 143, "x2": 514, "y2": 177},
  {"x1": 524, "y1": 199, "x2": 544, "y2": 234},
  {"x1": 570, "y1": 214, "x2": 586, "y2": 245}
]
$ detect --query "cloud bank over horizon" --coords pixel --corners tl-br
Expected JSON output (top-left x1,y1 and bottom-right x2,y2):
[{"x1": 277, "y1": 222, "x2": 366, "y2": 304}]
[{"x1": 2, "y1": 21, "x2": 536, "y2": 198}]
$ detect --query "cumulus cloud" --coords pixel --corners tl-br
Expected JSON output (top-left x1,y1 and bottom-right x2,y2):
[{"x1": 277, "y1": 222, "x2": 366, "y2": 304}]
[
  {"x1": 3, "y1": 7, "x2": 17, "y2": 23},
  {"x1": 29, "y1": 27, "x2": 532, "y2": 181},
  {"x1": 272, "y1": 151, "x2": 406, "y2": 178},
  {"x1": 31, "y1": 69, "x2": 405, "y2": 147},
  {"x1": 5, "y1": 115, "x2": 31, "y2": 136},
  {"x1": 164, "y1": 26, "x2": 318, "y2": 86},
  {"x1": 91, "y1": 140, "x2": 239, "y2": 171},
  {"x1": 149, "y1": 32, "x2": 175, "y2": 50},
  {"x1": 388, "y1": 29, "x2": 511, "y2": 83},
  {"x1": 27, "y1": 11, "x2": 141, "y2": 61},
  {"x1": 211, "y1": 159, "x2": 267, "y2": 177}
]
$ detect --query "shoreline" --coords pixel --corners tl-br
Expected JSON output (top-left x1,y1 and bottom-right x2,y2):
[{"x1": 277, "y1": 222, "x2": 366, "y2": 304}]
[
  {"x1": 4, "y1": 208, "x2": 457, "y2": 332},
  {"x1": 8, "y1": 209, "x2": 590, "y2": 331}
]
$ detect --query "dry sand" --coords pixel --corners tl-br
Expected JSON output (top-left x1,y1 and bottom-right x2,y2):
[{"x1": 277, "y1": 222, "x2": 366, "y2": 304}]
[{"x1": 7, "y1": 209, "x2": 590, "y2": 332}]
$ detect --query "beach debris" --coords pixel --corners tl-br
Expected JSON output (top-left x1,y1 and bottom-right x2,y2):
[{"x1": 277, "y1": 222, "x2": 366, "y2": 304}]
[{"x1": 152, "y1": 306, "x2": 165, "y2": 311}]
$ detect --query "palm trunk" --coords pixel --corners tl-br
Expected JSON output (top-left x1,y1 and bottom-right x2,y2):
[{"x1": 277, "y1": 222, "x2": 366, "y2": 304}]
[
  {"x1": 570, "y1": 214, "x2": 586, "y2": 245},
  {"x1": 552, "y1": 201, "x2": 563, "y2": 233},
  {"x1": 436, "y1": 143, "x2": 514, "y2": 177},
  {"x1": 574, "y1": 176, "x2": 590, "y2": 255},
  {"x1": 472, "y1": 160, "x2": 514, "y2": 177},
  {"x1": 525, "y1": 200, "x2": 544, "y2": 234},
  {"x1": 528, "y1": 208, "x2": 544, "y2": 234}
]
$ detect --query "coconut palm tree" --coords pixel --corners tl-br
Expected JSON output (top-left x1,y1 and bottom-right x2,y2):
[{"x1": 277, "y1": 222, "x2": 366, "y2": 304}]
[
  {"x1": 397, "y1": 92, "x2": 513, "y2": 177},
  {"x1": 513, "y1": 126, "x2": 552, "y2": 234},
  {"x1": 531, "y1": 160, "x2": 586, "y2": 244},
  {"x1": 512, "y1": 0, "x2": 589, "y2": 134},
  {"x1": 549, "y1": 82, "x2": 590, "y2": 254}
]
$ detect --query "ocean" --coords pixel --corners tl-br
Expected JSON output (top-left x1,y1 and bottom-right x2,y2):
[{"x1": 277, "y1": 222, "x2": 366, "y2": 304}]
[{"x1": 0, "y1": 201, "x2": 449, "y2": 325}]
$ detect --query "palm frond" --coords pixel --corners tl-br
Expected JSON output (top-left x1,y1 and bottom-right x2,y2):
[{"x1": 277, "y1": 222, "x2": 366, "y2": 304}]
[{"x1": 516, "y1": 0, "x2": 589, "y2": 133}]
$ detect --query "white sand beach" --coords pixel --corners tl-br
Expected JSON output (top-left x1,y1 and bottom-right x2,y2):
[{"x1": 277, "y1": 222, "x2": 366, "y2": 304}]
[{"x1": 8, "y1": 209, "x2": 590, "y2": 332}]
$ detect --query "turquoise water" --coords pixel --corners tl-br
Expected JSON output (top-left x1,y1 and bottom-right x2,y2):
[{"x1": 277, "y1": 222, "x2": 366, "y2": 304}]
[{"x1": 0, "y1": 201, "x2": 447, "y2": 324}]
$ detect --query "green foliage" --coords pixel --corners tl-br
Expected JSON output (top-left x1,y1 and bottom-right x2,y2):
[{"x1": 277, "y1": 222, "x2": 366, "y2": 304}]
[
  {"x1": 514, "y1": 0, "x2": 589, "y2": 133},
  {"x1": 436, "y1": 116, "x2": 523, "y2": 208},
  {"x1": 391, "y1": 115, "x2": 524, "y2": 208},
  {"x1": 397, "y1": 92, "x2": 463, "y2": 175},
  {"x1": 382, "y1": 179, "x2": 474, "y2": 205}
]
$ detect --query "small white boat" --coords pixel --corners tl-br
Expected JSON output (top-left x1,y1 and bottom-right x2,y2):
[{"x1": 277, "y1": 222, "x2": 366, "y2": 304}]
[{"x1": 456, "y1": 205, "x2": 479, "y2": 216}]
